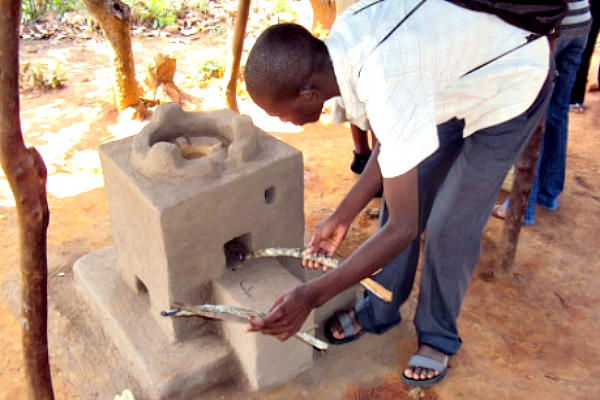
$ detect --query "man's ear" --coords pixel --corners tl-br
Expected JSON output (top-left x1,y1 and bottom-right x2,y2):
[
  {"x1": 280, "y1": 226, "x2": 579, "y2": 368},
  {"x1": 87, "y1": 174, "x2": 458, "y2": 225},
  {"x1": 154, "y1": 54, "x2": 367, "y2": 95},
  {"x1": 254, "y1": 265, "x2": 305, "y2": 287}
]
[{"x1": 298, "y1": 89, "x2": 320, "y2": 103}]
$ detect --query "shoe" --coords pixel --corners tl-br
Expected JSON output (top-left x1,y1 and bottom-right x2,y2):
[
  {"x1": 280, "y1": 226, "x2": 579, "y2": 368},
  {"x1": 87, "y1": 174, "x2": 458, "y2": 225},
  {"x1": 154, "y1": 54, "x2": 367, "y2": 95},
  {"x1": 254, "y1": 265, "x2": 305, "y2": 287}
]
[
  {"x1": 323, "y1": 311, "x2": 364, "y2": 345},
  {"x1": 401, "y1": 350, "x2": 451, "y2": 387},
  {"x1": 350, "y1": 151, "x2": 371, "y2": 174}
]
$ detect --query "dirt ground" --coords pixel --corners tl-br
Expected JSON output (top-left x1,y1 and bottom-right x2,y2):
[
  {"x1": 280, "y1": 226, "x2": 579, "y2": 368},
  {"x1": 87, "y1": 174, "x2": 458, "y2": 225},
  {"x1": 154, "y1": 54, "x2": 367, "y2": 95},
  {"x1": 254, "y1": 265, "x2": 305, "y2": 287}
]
[{"x1": 1, "y1": 19, "x2": 599, "y2": 400}]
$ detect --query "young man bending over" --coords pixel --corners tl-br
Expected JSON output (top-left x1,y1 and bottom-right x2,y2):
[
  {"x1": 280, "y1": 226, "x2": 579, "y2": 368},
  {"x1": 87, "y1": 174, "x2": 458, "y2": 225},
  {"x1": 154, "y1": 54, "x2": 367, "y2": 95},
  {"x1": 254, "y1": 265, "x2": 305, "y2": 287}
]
[{"x1": 245, "y1": 0, "x2": 552, "y2": 387}]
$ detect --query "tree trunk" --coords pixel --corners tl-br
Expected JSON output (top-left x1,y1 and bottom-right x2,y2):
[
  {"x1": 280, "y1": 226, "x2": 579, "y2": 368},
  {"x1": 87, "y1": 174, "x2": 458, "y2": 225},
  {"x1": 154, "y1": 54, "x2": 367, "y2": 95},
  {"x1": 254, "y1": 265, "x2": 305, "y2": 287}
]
[
  {"x1": 83, "y1": 0, "x2": 144, "y2": 115},
  {"x1": 309, "y1": 0, "x2": 336, "y2": 31},
  {"x1": 225, "y1": 0, "x2": 251, "y2": 112},
  {"x1": 0, "y1": 1, "x2": 54, "y2": 399},
  {"x1": 496, "y1": 37, "x2": 557, "y2": 275}
]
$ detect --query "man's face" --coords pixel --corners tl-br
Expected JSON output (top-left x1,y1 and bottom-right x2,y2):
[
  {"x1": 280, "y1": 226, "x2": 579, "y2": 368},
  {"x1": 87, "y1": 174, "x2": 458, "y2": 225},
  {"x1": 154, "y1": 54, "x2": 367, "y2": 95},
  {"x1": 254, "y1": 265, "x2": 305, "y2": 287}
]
[{"x1": 262, "y1": 93, "x2": 324, "y2": 126}]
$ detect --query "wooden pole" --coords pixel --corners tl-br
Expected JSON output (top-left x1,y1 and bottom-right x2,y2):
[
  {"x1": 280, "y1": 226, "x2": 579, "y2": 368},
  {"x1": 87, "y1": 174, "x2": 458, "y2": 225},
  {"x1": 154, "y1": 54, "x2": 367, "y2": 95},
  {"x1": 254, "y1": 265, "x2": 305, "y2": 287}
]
[
  {"x1": 496, "y1": 38, "x2": 557, "y2": 274},
  {"x1": 496, "y1": 119, "x2": 545, "y2": 273},
  {"x1": 225, "y1": 0, "x2": 251, "y2": 112},
  {"x1": 0, "y1": 1, "x2": 54, "y2": 399}
]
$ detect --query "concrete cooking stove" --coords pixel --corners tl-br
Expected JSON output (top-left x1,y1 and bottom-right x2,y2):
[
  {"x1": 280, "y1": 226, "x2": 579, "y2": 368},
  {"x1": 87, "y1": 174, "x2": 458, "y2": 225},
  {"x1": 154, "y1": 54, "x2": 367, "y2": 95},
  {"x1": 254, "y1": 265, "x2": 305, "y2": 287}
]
[{"x1": 72, "y1": 103, "x2": 357, "y2": 399}]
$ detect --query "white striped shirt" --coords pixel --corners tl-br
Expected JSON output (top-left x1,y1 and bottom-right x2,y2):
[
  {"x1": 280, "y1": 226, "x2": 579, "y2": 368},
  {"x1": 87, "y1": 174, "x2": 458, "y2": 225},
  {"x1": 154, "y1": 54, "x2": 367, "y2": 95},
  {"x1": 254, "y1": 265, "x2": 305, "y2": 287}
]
[
  {"x1": 325, "y1": 0, "x2": 550, "y2": 178},
  {"x1": 561, "y1": 0, "x2": 592, "y2": 39}
]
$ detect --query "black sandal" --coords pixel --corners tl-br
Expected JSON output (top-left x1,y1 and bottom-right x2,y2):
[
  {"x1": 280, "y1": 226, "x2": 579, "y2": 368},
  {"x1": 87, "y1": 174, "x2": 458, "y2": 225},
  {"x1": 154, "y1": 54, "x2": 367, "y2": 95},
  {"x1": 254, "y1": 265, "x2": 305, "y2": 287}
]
[
  {"x1": 350, "y1": 151, "x2": 371, "y2": 174},
  {"x1": 323, "y1": 311, "x2": 364, "y2": 345}
]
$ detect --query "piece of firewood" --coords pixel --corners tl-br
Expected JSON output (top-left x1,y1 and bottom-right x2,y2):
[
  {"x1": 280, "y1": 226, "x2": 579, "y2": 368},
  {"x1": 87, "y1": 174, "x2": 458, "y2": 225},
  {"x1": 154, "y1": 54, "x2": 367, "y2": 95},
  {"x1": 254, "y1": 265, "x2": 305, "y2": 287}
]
[
  {"x1": 162, "y1": 303, "x2": 329, "y2": 351},
  {"x1": 242, "y1": 247, "x2": 393, "y2": 303}
]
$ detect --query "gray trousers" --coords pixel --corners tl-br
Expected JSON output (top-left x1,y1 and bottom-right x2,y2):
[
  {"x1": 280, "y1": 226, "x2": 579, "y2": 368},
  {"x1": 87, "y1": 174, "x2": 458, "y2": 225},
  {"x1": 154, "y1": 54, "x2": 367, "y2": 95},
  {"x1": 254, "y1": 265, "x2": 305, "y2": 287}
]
[{"x1": 354, "y1": 73, "x2": 554, "y2": 356}]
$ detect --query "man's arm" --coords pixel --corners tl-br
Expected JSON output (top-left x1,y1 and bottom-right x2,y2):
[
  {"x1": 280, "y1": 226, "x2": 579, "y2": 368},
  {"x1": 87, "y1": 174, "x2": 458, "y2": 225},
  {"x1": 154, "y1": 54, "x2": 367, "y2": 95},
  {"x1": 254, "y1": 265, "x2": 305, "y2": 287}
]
[
  {"x1": 248, "y1": 162, "x2": 419, "y2": 339},
  {"x1": 303, "y1": 141, "x2": 383, "y2": 268},
  {"x1": 309, "y1": 164, "x2": 418, "y2": 307}
]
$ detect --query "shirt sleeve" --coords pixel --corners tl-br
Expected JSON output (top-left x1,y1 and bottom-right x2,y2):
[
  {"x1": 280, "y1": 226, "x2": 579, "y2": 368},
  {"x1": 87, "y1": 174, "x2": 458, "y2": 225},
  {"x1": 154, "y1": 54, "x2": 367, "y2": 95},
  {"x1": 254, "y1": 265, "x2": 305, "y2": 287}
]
[{"x1": 360, "y1": 73, "x2": 439, "y2": 178}]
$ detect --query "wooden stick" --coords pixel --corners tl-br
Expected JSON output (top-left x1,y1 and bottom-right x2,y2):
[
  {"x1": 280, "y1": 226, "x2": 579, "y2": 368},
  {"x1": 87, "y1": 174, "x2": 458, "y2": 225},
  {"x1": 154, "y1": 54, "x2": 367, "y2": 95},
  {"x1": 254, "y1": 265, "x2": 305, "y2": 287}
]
[
  {"x1": 163, "y1": 304, "x2": 329, "y2": 351},
  {"x1": 247, "y1": 248, "x2": 393, "y2": 302},
  {"x1": 496, "y1": 120, "x2": 545, "y2": 274},
  {"x1": 496, "y1": 37, "x2": 557, "y2": 275},
  {"x1": 0, "y1": 1, "x2": 54, "y2": 398}
]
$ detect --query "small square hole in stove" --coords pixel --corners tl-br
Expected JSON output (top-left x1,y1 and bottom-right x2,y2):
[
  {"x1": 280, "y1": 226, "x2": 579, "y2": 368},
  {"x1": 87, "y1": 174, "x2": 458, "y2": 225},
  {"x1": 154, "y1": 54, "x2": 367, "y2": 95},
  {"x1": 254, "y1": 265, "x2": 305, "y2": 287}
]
[{"x1": 224, "y1": 233, "x2": 252, "y2": 270}]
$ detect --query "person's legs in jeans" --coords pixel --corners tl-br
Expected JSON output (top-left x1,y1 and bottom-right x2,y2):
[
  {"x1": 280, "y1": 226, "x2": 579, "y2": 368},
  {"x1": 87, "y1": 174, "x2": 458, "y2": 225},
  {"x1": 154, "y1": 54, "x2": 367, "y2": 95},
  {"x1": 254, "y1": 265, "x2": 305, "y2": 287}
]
[
  {"x1": 499, "y1": 34, "x2": 587, "y2": 225},
  {"x1": 536, "y1": 34, "x2": 588, "y2": 213}
]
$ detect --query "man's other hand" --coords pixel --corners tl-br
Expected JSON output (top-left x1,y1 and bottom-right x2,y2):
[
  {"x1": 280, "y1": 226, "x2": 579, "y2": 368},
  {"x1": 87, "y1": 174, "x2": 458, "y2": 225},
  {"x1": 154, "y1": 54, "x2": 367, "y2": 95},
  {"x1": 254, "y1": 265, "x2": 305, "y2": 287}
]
[{"x1": 303, "y1": 213, "x2": 349, "y2": 271}]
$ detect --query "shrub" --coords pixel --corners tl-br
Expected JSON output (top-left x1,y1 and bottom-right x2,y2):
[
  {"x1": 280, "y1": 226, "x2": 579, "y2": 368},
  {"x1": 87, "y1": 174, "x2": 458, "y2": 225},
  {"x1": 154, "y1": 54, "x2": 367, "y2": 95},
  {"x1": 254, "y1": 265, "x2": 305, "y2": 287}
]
[{"x1": 125, "y1": 0, "x2": 177, "y2": 28}]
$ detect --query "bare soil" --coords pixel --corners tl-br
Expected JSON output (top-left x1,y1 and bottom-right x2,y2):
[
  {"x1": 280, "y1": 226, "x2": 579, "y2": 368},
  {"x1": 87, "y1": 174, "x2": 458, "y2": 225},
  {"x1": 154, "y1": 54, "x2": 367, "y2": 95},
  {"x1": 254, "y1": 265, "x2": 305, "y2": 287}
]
[{"x1": 1, "y1": 19, "x2": 599, "y2": 400}]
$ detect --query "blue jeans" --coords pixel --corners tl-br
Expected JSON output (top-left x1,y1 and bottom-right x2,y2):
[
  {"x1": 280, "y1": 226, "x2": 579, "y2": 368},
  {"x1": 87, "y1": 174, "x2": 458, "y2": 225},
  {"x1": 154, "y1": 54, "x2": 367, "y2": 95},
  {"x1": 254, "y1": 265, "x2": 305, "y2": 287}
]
[{"x1": 522, "y1": 33, "x2": 588, "y2": 225}]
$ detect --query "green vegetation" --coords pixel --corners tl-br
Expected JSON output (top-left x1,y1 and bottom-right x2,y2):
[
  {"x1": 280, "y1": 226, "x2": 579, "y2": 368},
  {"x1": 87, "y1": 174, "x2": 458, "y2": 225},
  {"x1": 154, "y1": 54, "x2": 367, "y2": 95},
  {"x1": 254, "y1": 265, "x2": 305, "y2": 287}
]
[
  {"x1": 186, "y1": 0, "x2": 208, "y2": 14},
  {"x1": 198, "y1": 58, "x2": 226, "y2": 80},
  {"x1": 21, "y1": 61, "x2": 67, "y2": 90},
  {"x1": 20, "y1": 0, "x2": 225, "y2": 30},
  {"x1": 128, "y1": 0, "x2": 177, "y2": 28},
  {"x1": 22, "y1": 0, "x2": 83, "y2": 22},
  {"x1": 21, "y1": 0, "x2": 214, "y2": 28},
  {"x1": 197, "y1": 57, "x2": 226, "y2": 88}
]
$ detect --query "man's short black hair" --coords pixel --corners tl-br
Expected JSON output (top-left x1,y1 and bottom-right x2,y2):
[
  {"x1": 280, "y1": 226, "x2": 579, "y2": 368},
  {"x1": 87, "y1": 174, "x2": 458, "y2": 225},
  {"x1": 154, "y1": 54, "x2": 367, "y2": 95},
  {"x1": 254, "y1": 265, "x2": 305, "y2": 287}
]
[{"x1": 245, "y1": 23, "x2": 329, "y2": 107}]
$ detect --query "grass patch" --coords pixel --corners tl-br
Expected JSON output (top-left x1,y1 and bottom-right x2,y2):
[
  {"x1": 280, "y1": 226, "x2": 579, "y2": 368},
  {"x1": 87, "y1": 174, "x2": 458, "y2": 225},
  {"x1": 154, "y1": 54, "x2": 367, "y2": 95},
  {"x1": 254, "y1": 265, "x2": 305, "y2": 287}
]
[
  {"x1": 21, "y1": 60, "x2": 67, "y2": 90},
  {"x1": 22, "y1": 0, "x2": 83, "y2": 22}
]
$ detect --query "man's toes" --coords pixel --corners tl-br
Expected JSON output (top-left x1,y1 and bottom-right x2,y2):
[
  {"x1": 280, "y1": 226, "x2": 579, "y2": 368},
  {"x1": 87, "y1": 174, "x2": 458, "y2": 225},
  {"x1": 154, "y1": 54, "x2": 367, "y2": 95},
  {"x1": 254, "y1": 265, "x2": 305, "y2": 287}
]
[
  {"x1": 426, "y1": 369, "x2": 437, "y2": 379},
  {"x1": 332, "y1": 327, "x2": 344, "y2": 340},
  {"x1": 330, "y1": 320, "x2": 343, "y2": 340},
  {"x1": 404, "y1": 367, "x2": 441, "y2": 381},
  {"x1": 413, "y1": 367, "x2": 423, "y2": 380}
]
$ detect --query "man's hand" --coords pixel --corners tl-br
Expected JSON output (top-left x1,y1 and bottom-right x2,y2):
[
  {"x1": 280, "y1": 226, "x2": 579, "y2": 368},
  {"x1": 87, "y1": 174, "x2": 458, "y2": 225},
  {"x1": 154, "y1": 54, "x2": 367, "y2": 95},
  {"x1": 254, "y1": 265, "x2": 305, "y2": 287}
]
[
  {"x1": 304, "y1": 213, "x2": 350, "y2": 271},
  {"x1": 246, "y1": 285, "x2": 315, "y2": 341}
]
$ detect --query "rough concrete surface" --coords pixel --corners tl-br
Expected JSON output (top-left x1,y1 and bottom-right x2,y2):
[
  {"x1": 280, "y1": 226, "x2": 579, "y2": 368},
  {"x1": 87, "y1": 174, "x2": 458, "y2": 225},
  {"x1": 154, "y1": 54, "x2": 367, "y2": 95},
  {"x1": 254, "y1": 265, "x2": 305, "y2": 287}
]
[
  {"x1": 98, "y1": 105, "x2": 304, "y2": 341},
  {"x1": 73, "y1": 106, "x2": 317, "y2": 396},
  {"x1": 214, "y1": 258, "x2": 314, "y2": 390},
  {"x1": 131, "y1": 104, "x2": 260, "y2": 178},
  {"x1": 73, "y1": 247, "x2": 239, "y2": 400}
]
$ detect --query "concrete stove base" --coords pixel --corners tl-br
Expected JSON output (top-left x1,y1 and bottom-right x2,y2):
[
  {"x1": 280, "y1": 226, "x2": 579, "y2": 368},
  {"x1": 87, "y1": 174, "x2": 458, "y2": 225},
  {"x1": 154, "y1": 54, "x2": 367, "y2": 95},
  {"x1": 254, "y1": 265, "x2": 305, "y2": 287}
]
[{"x1": 73, "y1": 247, "x2": 239, "y2": 400}]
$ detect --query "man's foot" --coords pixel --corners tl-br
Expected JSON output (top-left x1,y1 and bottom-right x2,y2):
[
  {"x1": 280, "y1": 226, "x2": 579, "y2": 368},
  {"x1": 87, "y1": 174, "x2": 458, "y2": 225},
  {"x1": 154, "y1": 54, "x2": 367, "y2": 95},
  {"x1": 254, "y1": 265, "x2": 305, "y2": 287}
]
[
  {"x1": 402, "y1": 345, "x2": 450, "y2": 386},
  {"x1": 491, "y1": 203, "x2": 535, "y2": 225},
  {"x1": 324, "y1": 310, "x2": 364, "y2": 345}
]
